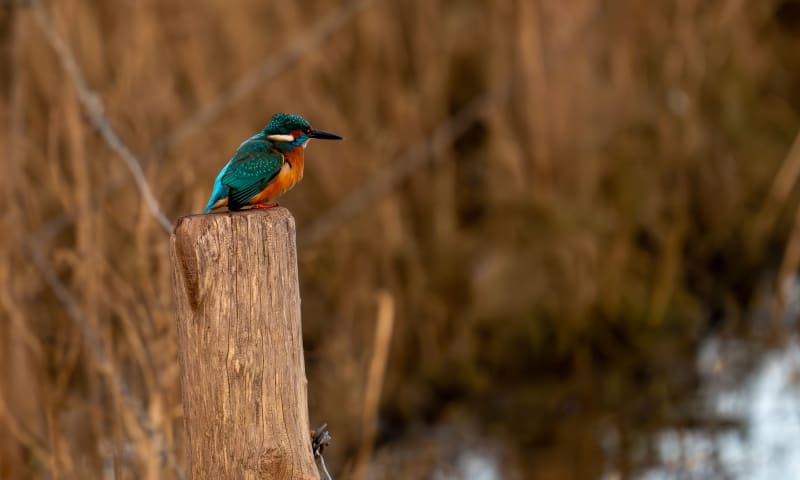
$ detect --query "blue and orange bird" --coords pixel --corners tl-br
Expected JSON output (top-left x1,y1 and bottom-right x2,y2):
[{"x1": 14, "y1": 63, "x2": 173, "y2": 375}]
[{"x1": 204, "y1": 113, "x2": 342, "y2": 213}]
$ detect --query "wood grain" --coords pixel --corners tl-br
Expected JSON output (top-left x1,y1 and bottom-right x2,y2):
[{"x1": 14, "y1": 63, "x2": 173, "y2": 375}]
[{"x1": 170, "y1": 208, "x2": 318, "y2": 479}]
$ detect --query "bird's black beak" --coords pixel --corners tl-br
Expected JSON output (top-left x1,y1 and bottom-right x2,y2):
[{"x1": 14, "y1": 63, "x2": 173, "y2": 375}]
[{"x1": 309, "y1": 129, "x2": 343, "y2": 140}]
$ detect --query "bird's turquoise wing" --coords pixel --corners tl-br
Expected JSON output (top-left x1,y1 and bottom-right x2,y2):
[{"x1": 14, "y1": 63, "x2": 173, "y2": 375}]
[{"x1": 221, "y1": 140, "x2": 284, "y2": 210}]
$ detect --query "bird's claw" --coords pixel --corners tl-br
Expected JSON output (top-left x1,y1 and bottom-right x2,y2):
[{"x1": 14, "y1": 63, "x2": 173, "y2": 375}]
[{"x1": 251, "y1": 203, "x2": 277, "y2": 209}]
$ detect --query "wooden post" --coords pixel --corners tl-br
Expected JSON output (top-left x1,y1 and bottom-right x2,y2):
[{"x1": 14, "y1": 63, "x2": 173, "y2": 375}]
[{"x1": 170, "y1": 208, "x2": 318, "y2": 479}]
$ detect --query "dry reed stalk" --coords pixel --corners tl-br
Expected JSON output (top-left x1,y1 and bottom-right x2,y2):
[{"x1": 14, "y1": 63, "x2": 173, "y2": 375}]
[
  {"x1": 0, "y1": 8, "x2": 46, "y2": 478},
  {"x1": 755, "y1": 129, "x2": 800, "y2": 239},
  {"x1": 30, "y1": 0, "x2": 173, "y2": 233},
  {"x1": 774, "y1": 200, "x2": 800, "y2": 322},
  {"x1": 648, "y1": 212, "x2": 689, "y2": 325},
  {"x1": 0, "y1": 391, "x2": 52, "y2": 469},
  {"x1": 759, "y1": 128, "x2": 800, "y2": 323},
  {"x1": 352, "y1": 290, "x2": 395, "y2": 480},
  {"x1": 24, "y1": 241, "x2": 186, "y2": 480}
]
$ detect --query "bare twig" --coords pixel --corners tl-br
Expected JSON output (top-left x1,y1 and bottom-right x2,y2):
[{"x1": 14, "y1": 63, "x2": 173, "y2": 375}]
[
  {"x1": 300, "y1": 83, "x2": 511, "y2": 248},
  {"x1": 319, "y1": 454, "x2": 333, "y2": 480},
  {"x1": 312, "y1": 424, "x2": 334, "y2": 480},
  {"x1": 155, "y1": 0, "x2": 378, "y2": 154},
  {"x1": 312, "y1": 423, "x2": 332, "y2": 459},
  {"x1": 30, "y1": 0, "x2": 173, "y2": 233}
]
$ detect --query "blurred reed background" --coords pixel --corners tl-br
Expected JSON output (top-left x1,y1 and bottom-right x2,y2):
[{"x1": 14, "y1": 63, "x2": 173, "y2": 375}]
[{"x1": 2, "y1": 0, "x2": 800, "y2": 478}]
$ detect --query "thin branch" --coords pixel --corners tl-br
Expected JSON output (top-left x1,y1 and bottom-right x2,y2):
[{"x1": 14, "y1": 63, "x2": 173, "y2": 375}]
[
  {"x1": 319, "y1": 454, "x2": 333, "y2": 480},
  {"x1": 299, "y1": 82, "x2": 511, "y2": 248},
  {"x1": 30, "y1": 1, "x2": 173, "y2": 233},
  {"x1": 155, "y1": 0, "x2": 378, "y2": 154}
]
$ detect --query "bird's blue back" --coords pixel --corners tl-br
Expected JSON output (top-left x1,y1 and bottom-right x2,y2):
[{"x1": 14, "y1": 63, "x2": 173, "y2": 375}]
[{"x1": 204, "y1": 133, "x2": 284, "y2": 212}]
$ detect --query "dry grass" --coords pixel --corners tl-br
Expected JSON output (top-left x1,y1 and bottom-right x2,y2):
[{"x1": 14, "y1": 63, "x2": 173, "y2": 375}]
[{"x1": 1, "y1": 0, "x2": 799, "y2": 478}]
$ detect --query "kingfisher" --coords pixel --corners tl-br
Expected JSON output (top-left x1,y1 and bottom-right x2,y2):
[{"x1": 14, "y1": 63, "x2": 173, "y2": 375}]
[{"x1": 204, "y1": 113, "x2": 342, "y2": 213}]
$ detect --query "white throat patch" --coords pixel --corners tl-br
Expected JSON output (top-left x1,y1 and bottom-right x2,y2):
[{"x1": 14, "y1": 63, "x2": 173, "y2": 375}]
[{"x1": 266, "y1": 134, "x2": 295, "y2": 142}]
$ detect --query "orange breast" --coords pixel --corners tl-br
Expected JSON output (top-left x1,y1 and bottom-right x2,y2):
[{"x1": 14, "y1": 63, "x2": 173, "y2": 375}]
[{"x1": 249, "y1": 147, "x2": 305, "y2": 205}]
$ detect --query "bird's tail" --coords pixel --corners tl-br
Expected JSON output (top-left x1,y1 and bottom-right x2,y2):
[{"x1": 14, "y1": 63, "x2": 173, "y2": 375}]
[
  {"x1": 203, "y1": 196, "x2": 218, "y2": 214},
  {"x1": 203, "y1": 187, "x2": 226, "y2": 213},
  {"x1": 204, "y1": 162, "x2": 231, "y2": 213}
]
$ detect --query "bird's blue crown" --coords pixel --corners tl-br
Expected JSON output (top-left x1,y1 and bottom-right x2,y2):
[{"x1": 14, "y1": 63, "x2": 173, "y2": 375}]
[{"x1": 263, "y1": 113, "x2": 311, "y2": 135}]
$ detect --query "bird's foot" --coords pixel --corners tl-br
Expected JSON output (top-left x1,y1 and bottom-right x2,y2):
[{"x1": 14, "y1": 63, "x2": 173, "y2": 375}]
[{"x1": 251, "y1": 203, "x2": 278, "y2": 209}]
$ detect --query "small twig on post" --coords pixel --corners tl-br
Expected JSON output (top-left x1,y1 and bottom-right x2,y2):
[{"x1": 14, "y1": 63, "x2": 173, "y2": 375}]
[
  {"x1": 170, "y1": 208, "x2": 318, "y2": 479},
  {"x1": 311, "y1": 424, "x2": 332, "y2": 459},
  {"x1": 311, "y1": 424, "x2": 333, "y2": 480}
]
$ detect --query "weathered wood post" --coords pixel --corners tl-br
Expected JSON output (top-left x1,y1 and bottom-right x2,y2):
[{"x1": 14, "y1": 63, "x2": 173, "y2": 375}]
[{"x1": 170, "y1": 208, "x2": 318, "y2": 479}]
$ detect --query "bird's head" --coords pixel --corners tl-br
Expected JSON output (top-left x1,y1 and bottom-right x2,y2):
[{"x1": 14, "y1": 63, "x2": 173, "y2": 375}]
[{"x1": 262, "y1": 113, "x2": 342, "y2": 151}]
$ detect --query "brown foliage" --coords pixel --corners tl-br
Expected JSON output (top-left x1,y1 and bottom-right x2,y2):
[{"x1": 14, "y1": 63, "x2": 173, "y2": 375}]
[{"x1": 1, "y1": 0, "x2": 799, "y2": 477}]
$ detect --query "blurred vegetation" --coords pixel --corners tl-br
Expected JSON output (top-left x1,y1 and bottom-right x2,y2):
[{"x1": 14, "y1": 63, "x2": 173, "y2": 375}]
[{"x1": 2, "y1": 0, "x2": 800, "y2": 478}]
